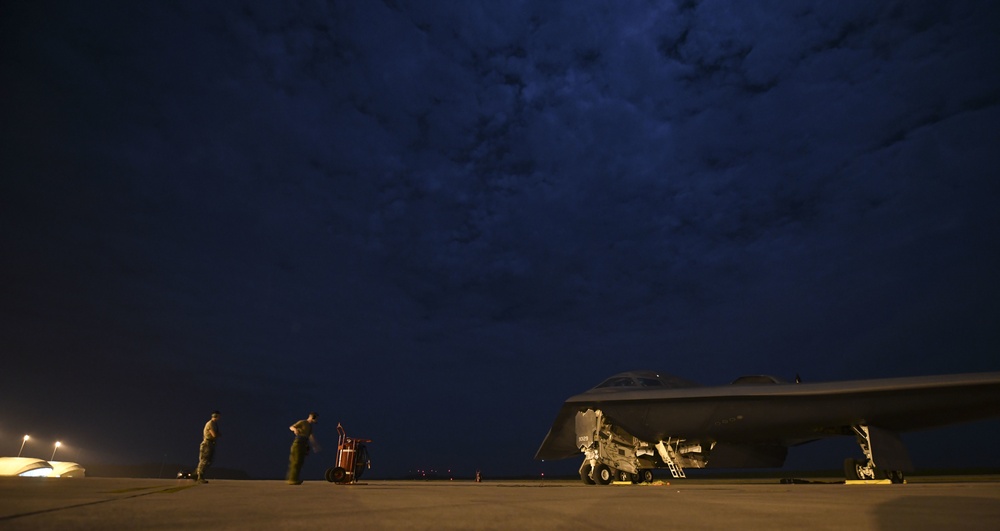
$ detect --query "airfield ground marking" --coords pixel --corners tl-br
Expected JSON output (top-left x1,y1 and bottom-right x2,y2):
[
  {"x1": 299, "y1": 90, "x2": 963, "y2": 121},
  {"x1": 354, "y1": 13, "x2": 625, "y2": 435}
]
[{"x1": 0, "y1": 484, "x2": 198, "y2": 522}]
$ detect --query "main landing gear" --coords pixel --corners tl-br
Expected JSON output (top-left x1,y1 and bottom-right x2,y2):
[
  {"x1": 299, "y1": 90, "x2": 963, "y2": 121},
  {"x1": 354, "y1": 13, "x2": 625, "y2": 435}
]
[
  {"x1": 575, "y1": 409, "x2": 704, "y2": 485},
  {"x1": 843, "y1": 424, "x2": 908, "y2": 483},
  {"x1": 580, "y1": 461, "x2": 655, "y2": 485}
]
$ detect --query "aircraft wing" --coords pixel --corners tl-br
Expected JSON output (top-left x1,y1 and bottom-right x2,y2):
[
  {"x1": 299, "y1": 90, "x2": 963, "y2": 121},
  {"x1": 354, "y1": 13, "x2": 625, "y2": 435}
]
[{"x1": 536, "y1": 372, "x2": 1000, "y2": 461}]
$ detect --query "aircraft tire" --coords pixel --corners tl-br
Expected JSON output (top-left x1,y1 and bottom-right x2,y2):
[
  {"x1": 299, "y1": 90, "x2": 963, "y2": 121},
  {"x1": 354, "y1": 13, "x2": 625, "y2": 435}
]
[
  {"x1": 638, "y1": 469, "x2": 654, "y2": 483},
  {"x1": 579, "y1": 463, "x2": 596, "y2": 485},
  {"x1": 594, "y1": 464, "x2": 613, "y2": 485},
  {"x1": 843, "y1": 458, "x2": 860, "y2": 481},
  {"x1": 883, "y1": 469, "x2": 904, "y2": 484}
]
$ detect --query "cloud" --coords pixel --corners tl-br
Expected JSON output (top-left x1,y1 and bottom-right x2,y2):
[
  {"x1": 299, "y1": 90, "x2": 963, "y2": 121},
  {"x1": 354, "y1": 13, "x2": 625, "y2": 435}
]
[{"x1": 3, "y1": 0, "x2": 999, "y2": 476}]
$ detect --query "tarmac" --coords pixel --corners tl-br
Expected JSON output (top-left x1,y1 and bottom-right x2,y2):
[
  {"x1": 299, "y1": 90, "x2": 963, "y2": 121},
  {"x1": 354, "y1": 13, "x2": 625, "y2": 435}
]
[{"x1": 2, "y1": 476, "x2": 1000, "y2": 530}]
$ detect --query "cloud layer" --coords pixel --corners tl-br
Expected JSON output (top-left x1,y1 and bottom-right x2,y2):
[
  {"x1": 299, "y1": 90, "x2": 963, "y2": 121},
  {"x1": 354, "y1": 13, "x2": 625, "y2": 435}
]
[{"x1": 3, "y1": 0, "x2": 999, "y2": 477}]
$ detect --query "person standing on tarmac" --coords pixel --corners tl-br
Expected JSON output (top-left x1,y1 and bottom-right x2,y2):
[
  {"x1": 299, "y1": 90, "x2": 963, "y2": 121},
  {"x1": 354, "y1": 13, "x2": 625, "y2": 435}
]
[
  {"x1": 196, "y1": 411, "x2": 220, "y2": 483},
  {"x1": 286, "y1": 412, "x2": 320, "y2": 484}
]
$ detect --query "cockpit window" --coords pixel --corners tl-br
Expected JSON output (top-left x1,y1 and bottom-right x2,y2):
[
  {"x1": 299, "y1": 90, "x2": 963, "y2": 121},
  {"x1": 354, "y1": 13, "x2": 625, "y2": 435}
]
[
  {"x1": 730, "y1": 375, "x2": 786, "y2": 385},
  {"x1": 596, "y1": 377, "x2": 637, "y2": 388},
  {"x1": 593, "y1": 372, "x2": 701, "y2": 390},
  {"x1": 596, "y1": 377, "x2": 668, "y2": 388}
]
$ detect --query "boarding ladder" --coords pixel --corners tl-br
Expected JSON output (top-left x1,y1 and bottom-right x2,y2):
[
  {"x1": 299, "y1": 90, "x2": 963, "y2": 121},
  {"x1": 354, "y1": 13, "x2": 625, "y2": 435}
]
[{"x1": 657, "y1": 439, "x2": 686, "y2": 478}]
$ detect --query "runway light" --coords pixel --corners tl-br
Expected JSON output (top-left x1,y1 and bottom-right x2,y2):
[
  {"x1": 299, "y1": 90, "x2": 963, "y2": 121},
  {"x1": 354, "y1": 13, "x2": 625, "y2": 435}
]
[
  {"x1": 51, "y1": 441, "x2": 62, "y2": 461},
  {"x1": 17, "y1": 435, "x2": 30, "y2": 458}
]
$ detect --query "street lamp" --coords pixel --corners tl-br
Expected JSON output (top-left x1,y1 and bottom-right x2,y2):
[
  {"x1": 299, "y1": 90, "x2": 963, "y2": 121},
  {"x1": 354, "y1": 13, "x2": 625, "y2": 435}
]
[
  {"x1": 17, "y1": 435, "x2": 29, "y2": 457},
  {"x1": 51, "y1": 441, "x2": 62, "y2": 461}
]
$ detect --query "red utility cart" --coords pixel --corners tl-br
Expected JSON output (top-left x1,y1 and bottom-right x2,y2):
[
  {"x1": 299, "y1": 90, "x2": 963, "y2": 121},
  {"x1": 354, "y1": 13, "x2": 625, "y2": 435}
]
[{"x1": 325, "y1": 423, "x2": 372, "y2": 484}]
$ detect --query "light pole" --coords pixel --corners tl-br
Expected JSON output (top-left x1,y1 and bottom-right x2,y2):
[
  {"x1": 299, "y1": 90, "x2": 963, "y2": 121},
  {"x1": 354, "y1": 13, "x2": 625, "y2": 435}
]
[
  {"x1": 17, "y1": 435, "x2": 29, "y2": 457},
  {"x1": 51, "y1": 441, "x2": 61, "y2": 461}
]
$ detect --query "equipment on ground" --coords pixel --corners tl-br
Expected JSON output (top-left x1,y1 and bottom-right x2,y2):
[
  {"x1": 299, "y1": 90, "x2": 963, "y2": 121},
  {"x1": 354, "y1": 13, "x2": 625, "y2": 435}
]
[{"x1": 325, "y1": 423, "x2": 372, "y2": 484}]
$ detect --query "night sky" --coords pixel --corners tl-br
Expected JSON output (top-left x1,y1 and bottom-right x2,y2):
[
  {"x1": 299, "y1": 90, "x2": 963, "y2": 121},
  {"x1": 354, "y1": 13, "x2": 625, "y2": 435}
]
[{"x1": 3, "y1": 1, "x2": 999, "y2": 480}]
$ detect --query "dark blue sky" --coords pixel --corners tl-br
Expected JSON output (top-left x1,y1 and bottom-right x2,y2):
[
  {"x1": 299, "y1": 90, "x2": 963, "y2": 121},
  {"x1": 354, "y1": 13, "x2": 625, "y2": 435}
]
[{"x1": 2, "y1": 1, "x2": 999, "y2": 479}]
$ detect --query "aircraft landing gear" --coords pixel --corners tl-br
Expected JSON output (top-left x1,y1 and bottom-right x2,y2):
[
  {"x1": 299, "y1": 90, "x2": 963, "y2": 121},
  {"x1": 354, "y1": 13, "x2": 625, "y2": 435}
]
[
  {"x1": 844, "y1": 458, "x2": 875, "y2": 481},
  {"x1": 844, "y1": 458, "x2": 905, "y2": 483},
  {"x1": 579, "y1": 462, "x2": 596, "y2": 485},
  {"x1": 575, "y1": 409, "x2": 705, "y2": 485},
  {"x1": 580, "y1": 459, "x2": 656, "y2": 485},
  {"x1": 845, "y1": 425, "x2": 907, "y2": 483},
  {"x1": 884, "y1": 469, "x2": 905, "y2": 483},
  {"x1": 593, "y1": 463, "x2": 613, "y2": 485}
]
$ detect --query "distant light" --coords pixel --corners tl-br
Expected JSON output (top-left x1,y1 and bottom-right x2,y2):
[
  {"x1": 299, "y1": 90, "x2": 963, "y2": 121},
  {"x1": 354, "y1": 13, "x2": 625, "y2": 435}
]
[{"x1": 17, "y1": 435, "x2": 30, "y2": 457}]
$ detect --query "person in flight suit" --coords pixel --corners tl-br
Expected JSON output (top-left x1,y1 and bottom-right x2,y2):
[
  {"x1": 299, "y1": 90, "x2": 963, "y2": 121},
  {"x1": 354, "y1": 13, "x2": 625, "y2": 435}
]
[
  {"x1": 286, "y1": 412, "x2": 319, "y2": 484},
  {"x1": 196, "y1": 411, "x2": 220, "y2": 483}
]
